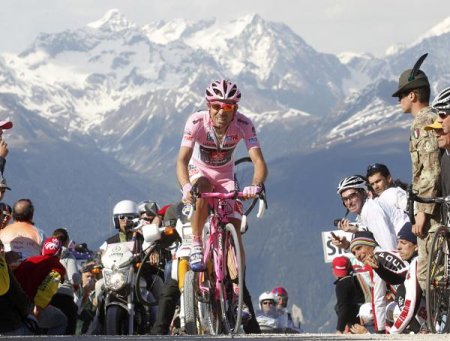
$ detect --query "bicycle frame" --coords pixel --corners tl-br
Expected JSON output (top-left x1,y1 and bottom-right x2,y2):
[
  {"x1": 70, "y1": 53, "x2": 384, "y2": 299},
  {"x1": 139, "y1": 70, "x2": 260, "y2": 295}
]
[
  {"x1": 192, "y1": 191, "x2": 247, "y2": 334},
  {"x1": 199, "y1": 193, "x2": 238, "y2": 300}
]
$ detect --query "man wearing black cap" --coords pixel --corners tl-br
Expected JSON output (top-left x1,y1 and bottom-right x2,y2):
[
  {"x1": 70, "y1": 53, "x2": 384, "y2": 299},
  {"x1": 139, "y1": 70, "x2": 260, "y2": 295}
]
[{"x1": 392, "y1": 54, "x2": 440, "y2": 292}]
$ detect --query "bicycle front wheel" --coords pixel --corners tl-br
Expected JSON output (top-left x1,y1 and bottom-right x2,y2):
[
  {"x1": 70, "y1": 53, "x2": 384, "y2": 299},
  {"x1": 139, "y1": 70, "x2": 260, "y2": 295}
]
[
  {"x1": 426, "y1": 226, "x2": 450, "y2": 333},
  {"x1": 224, "y1": 222, "x2": 244, "y2": 334},
  {"x1": 183, "y1": 269, "x2": 199, "y2": 335}
]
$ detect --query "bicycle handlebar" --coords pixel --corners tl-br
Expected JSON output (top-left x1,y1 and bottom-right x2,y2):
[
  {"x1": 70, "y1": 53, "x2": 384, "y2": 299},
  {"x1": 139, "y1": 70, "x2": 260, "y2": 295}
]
[
  {"x1": 407, "y1": 185, "x2": 450, "y2": 225},
  {"x1": 186, "y1": 187, "x2": 267, "y2": 221}
]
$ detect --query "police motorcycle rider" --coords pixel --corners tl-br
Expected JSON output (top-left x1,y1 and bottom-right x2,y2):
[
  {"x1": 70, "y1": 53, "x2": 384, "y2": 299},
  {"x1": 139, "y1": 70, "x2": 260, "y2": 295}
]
[
  {"x1": 93, "y1": 200, "x2": 162, "y2": 334},
  {"x1": 256, "y1": 291, "x2": 279, "y2": 332}
]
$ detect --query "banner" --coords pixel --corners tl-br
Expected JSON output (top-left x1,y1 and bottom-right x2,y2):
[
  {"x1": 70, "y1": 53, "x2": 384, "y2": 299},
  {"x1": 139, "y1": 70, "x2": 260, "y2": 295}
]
[{"x1": 321, "y1": 229, "x2": 354, "y2": 263}]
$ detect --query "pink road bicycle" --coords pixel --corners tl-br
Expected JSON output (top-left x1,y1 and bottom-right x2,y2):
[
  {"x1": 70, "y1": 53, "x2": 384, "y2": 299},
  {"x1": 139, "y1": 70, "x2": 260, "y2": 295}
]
[{"x1": 186, "y1": 184, "x2": 267, "y2": 334}]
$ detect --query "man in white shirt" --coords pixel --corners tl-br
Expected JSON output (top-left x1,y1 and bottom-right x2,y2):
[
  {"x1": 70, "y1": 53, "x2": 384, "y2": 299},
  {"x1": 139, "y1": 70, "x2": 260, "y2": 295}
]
[
  {"x1": 366, "y1": 163, "x2": 407, "y2": 212},
  {"x1": 335, "y1": 175, "x2": 401, "y2": 251}
]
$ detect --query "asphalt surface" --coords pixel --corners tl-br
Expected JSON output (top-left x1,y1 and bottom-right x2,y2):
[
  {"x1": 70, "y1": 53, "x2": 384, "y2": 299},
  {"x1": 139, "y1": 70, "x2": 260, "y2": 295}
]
[{"x1": 1, "y1": 334, "x2": 450, "y2": 340}]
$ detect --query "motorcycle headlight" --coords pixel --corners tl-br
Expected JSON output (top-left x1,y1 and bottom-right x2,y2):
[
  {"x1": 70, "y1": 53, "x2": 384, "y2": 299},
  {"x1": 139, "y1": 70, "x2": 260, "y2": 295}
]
[{"x1": 103, "y1": 269, "x2": 128, "y2": 291}]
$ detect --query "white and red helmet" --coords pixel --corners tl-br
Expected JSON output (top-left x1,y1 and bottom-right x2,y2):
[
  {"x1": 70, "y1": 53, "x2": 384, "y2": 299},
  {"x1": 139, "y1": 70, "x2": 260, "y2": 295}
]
[{"x1": 205, "y1": 80, "x2": 241, "y2": 103}]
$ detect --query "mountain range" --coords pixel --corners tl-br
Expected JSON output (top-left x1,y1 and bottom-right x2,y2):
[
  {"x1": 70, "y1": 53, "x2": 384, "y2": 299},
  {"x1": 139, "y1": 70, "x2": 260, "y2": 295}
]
[{"x1": 1, "y1": 9, "x2": 450, "y2": 331}]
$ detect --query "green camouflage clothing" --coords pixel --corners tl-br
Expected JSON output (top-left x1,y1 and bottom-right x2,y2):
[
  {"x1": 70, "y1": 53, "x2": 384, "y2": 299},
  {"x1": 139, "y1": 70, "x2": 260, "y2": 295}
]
[
  {"x1": 409, "y1": 106, "x2": 441, "y2": 291},
  {"x1": 409, "y1": 106, "x2": 441, "y2": 219}
]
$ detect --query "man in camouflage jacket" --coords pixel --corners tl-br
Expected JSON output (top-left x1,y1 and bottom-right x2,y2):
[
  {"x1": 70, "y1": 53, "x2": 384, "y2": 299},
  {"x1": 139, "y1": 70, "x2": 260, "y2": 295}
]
[{"x1": 392, "y1": 56, "x2": 441, "y2": 291}]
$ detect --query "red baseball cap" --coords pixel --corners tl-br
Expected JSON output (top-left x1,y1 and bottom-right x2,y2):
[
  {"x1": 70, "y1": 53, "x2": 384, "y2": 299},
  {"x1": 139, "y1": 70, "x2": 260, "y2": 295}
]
[
  {"x1": 332, "y1": 256, "x2": 351, "y2": 277},
  {"x1": 0, "y1": 121, "x2": 12, "y2": 129},
  {"x1": 42, "y1": 237, "x2": 62, "y2": 256}
]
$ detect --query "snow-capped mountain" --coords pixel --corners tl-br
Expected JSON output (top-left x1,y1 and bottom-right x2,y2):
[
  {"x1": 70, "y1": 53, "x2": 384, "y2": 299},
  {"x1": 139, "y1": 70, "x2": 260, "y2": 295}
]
[{"x1": 2, "y1": 10, "x2": 450, "y2": 331}]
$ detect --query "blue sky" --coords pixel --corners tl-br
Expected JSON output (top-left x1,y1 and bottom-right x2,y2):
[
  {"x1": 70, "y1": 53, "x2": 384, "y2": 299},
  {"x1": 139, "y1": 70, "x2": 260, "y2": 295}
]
[{"x1": 1, "y1": 0, "x2": 449, "y2": 56}]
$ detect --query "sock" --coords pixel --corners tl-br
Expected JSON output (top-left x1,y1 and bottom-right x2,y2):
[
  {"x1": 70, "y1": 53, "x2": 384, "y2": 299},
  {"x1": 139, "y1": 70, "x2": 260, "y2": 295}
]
[{"x1": 193, "y1": 235, "x2": 202, "y2": 245}]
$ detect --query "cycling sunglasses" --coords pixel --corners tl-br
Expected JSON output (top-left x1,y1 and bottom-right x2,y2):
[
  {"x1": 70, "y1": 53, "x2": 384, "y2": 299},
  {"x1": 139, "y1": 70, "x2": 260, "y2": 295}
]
[
  {"x1": 208, "y1": 101, "x2": 236, "y2": 112},
  {"x1": 438, "y1": 111, "x2": 450, "y2": 119},
  {"x1": 118, "y1": 215, "x2": 136, "y2": 220}
]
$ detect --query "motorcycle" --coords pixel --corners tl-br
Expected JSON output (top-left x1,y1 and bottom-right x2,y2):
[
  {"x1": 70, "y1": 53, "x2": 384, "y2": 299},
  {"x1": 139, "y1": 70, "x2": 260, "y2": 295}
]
[{"x1": 98, "y1": 220, "x2": 178, "y2": 335}]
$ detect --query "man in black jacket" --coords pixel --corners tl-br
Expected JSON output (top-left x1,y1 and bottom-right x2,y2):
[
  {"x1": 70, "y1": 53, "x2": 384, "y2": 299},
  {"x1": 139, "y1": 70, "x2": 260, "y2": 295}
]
[{"x1": 332, "y1": 256, "x2": 364, "y2": 334}]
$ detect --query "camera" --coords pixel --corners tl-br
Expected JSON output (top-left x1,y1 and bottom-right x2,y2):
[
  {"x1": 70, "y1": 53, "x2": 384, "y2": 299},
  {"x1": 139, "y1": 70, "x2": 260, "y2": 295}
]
[{"x1": 333, "y1": 218, "x2": 342, "y2": 227}]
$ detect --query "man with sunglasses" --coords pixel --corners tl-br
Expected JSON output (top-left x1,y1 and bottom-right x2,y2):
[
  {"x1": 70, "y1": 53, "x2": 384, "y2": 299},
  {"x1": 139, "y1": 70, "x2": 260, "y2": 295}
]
[
  {"x1": 176, "y1": 80, "x2": 267, "y2": 331},
  {"x1": 392, "y1": 56, "x2": 440, "y2": 292},
  {"x1": 429, "y1": 87, "x2": 450, "y2": 224},
  {"x1": 334, "y1": 175, "x2": 398, "y2": 251}
]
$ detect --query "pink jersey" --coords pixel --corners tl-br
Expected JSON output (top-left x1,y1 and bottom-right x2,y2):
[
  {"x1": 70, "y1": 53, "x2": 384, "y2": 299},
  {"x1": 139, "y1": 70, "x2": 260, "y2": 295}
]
[{"x1": 181, "y1": 110, "x2": 260, "y2": 190}]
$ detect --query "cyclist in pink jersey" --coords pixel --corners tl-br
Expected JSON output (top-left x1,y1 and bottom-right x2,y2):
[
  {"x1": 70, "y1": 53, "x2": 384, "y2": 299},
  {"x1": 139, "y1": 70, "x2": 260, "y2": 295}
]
[
  {"x1": 177, "y1": 80, "x2": 267, "y2": 330},
  {"x1": 176, "y1": 79, "x2": 268, "y2": 272}
]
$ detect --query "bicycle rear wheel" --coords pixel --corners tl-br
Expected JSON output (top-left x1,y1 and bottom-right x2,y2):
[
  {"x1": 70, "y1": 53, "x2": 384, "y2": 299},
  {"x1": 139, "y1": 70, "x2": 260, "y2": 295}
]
[
  {"x1": 426, "y1": 226, "x2": 450, "y2": 333},
  {"x1": 224, "y1": 223, "x2": 244, "y2": 334}
]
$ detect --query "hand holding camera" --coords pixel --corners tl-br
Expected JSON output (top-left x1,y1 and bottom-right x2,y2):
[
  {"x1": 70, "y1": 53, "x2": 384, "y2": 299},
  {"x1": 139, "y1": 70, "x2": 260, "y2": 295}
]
[{"x1": 333, "y1": 218, "x2": 358, "y2": 233}]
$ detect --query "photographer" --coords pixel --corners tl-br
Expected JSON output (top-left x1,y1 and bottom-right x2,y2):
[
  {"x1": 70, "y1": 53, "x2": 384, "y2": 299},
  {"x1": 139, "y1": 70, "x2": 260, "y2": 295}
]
[{"x1": 75, "y1": 267, "x2": 96, "y2": 334}]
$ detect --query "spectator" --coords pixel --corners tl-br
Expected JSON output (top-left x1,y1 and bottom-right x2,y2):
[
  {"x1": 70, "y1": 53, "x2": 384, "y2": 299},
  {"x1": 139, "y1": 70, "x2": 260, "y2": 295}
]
[
  {"x1": 0, "y1": 120, "x2": 12, "y2": 176},
  {"x1": 349, "y1": 302, "x2": 375, "y2": 334},
  {"x1": 150, "y1": 202, "x2": 181, "y2": 335},
  {"x1": 13, "y1": 237, "x2": 67, "y2": 334},
  {"x1": 388, "y1": 225, "x2": 425, "y2": 334},
  {"x1": 332, "y1": 256, "x2": 364, "y2": 334},
  {"x1": 366, "y1": 163, "x2": 408, "y2": 211},
  {"x1": 50, "y1": 228, "x2": 81, "y2": 334},
  {"x1": 0, "y1": 202, "x2": 12, "y2": 229},
  {"x1": 334, "y1": 175, "x2": 398, "y2": 250},
  {"x1": 0, "y1": 199, "x2": 45, "y2": 269},
  {"x1": 349, "y1": 231, "x2": 409, "y2": 333},
  {"x1": 0, "y1": 176, "x2": 10, "y2": 201},
  {"x1": 392, "y1": 54, "x2": 441, "y2": 291},
  {"x1": 75, "y1": 268, "x2": 96, "y2": 334},
  {"x1": 429, "y1": 88, "x2": 450, "y2": 224},
  {"x1": 0, "y1": 239, "x2": 37, "y2": 335}
]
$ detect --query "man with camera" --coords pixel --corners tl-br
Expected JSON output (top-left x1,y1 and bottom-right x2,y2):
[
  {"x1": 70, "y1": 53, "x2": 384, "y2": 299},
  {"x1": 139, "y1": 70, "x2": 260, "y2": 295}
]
[{"x1": 333, "y1": 175, "x2": 405, "y2": 251}]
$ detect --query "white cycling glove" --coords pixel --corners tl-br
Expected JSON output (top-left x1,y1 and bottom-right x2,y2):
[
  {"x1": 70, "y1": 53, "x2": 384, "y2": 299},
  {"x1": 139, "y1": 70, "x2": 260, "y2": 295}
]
[
  {"x1": 182, "y1": 183, "x2": 193, "y2": 202},
  {"x1": 243, "y1": 185, "x2": 261, "y2": 197}
]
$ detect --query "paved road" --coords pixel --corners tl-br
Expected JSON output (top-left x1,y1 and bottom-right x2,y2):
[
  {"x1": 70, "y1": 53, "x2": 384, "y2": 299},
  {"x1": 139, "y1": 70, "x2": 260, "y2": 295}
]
[{"x1": 1, "y1": 334, "x2": 449, "y2": 341}]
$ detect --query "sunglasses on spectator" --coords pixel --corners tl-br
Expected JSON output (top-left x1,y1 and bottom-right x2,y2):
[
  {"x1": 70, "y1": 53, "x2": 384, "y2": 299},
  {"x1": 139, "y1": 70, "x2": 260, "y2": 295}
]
[
  {"x1": 209, "y1": 102, "x2": 236, "y2": 112},
  {"x1": 118, "y1": 215, "x2": 135, "y2": 220},
  {"x1": 341, "y1": 191, "x2": 359, "y2": 204},
  {"x1": 438, "y1": 111, "x2": 450, "y2": 119}
]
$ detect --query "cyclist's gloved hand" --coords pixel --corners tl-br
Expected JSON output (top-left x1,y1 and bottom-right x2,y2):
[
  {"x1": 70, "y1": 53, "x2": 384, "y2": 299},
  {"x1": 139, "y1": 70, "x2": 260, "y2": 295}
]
[
  {"x1": 243, "y1": 185, "x2": 261, "y2": 198},
  {"x1": 182, "y1": 183, "x2": 193, "y2": 202}
]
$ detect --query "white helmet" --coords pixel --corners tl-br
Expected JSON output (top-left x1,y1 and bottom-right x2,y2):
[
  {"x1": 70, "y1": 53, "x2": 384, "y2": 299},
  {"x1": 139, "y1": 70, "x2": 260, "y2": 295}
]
[
  {"x1": 259, "y1": 291, "x2": 276, "y2": 310},
  {"x1": 337, "y1": 175, "x2": 368, "y2": 194},
  {"x1": 358, "y1": 302, "x2": 373, "y2": 324},
  {"x1": 432, "y1": 87, "x2": 450, "y2": 112},
  {"x1": 205, "y1": 80, "x2": 241, "y2": 103},
  {"x1": 112, "y1": 200, "x2": 139, "y2": 229}
]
